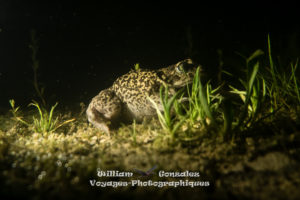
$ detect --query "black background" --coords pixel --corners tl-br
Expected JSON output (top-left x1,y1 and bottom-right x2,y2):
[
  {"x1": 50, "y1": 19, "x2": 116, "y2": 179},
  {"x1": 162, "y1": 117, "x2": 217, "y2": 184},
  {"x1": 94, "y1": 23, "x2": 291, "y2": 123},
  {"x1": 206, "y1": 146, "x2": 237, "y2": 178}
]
[{"x1": 0, "y1": 1, "x2": 299, "y2": 112}]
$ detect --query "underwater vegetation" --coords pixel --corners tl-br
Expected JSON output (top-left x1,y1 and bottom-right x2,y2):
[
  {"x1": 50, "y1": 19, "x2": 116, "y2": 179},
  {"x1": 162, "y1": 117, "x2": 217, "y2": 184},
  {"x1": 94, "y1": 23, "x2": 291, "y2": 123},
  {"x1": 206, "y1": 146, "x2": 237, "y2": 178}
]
[
  {"x1": 9, "y1": 99, "x2": 75, "y2": 134},
  {"x1": 0, "y1": 35, "x2": 300, "y2": 200}
]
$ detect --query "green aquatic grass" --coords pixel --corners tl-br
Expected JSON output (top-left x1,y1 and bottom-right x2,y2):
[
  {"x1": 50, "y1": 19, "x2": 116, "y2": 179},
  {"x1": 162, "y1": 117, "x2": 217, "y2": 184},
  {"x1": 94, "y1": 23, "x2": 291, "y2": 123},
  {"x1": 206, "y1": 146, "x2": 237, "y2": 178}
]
[
  {"x1": 149, "y1": 66, "x2": 224, "y2": 140},
  {"x1": 229, "y1": 54, "x2": 266, "y2": 130},
  {"x1": 30, "y1": 101, "x2": 75, "y2": 134},
  {"x1": 291, "y1": 60, "x2": 300, "y2": 104},
  {"x1": 148, "y1": 86, "x2": 186, "y2": 139},
  {"x1": 9, "y1": 99, "x2": 30, "y2": 126},
  {"x1": 230, "y1": 49, "x2": 265, "y2": 127},
  {"x1": 188, "y1": 66, "x2": 214, "y2": 125},
  {"x1": 265, "y1": 35, "x2": 300, "y2": 111},
  {"x1": 184, "y1": 66, "x2": 223, "y2": 134},
  {"x1": 134, "y1": 63, "x2": 140, "y2": 71},
  {"x1": 267, "y1": 34, "x2": 280, "y2": 112},
  {"x1": 147, "y1": 37, "x2": 299, "y2": 141},
  {"x1": 9, "y1": 99, "x2": 75, "y2": 134},
  {"x1": 30, "y1": 101, "x2": 57, "y2": 134}
]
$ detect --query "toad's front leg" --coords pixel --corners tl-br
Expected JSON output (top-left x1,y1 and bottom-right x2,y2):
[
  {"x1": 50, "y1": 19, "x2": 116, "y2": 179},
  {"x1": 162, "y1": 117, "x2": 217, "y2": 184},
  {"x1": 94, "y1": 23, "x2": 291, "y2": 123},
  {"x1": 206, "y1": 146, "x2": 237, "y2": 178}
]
[{"x1": 86, "y1": 88, "x2": 123, "y2": 134}]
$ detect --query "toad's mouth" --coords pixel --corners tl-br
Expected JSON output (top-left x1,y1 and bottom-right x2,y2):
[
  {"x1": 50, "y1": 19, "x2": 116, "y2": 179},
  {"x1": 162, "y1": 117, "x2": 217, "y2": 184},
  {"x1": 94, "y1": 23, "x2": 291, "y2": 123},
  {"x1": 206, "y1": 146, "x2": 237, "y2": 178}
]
[
  {"x1": 171, "y1": 71, "x2": 196, "y2": 88},
  {"x1": 172, "y1": 65, "x2": 204, "y2": 87},
  {"x1": 172, "y1": 79, "x2": 193, "y2": 88}
]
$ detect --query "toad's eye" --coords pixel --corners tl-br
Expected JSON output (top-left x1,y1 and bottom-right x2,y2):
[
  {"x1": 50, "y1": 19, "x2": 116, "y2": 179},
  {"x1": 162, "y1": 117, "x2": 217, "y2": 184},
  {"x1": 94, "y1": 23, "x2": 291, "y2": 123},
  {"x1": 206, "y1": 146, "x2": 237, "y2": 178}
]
[{"x1": 176, "y1": 63, "x2": 185, "y2": 73}]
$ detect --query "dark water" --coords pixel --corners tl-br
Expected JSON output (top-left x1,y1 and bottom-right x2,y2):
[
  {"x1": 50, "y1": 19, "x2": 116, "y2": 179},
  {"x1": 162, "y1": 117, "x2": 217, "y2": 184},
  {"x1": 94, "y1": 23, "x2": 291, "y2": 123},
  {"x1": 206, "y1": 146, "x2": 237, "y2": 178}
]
[{"x1": 0, "y1": 2, "x2": 299, "y2": 111}]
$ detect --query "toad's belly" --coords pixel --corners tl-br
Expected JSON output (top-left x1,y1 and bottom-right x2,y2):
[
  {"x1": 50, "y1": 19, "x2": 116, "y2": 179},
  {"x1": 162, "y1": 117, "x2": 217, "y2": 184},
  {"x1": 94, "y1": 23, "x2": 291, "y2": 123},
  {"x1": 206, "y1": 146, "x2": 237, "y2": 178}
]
[{"x1": 122, "y1": 100, "x2": 158, "y2": 122}]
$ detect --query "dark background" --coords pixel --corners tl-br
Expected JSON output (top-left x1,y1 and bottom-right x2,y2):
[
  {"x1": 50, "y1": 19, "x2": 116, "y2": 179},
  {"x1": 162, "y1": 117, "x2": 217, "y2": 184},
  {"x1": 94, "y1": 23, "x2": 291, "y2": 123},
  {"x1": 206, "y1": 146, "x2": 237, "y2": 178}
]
[{"x1": 0, "y1": 1, "x2": 299, "y2": 112}]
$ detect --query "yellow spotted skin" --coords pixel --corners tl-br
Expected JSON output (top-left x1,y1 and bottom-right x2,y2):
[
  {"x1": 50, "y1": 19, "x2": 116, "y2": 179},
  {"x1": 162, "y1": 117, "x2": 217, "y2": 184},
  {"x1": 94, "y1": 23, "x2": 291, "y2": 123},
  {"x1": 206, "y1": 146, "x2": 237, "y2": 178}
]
[{"x1": 86, "y1": 59, "x2": 199, "y2": 133}]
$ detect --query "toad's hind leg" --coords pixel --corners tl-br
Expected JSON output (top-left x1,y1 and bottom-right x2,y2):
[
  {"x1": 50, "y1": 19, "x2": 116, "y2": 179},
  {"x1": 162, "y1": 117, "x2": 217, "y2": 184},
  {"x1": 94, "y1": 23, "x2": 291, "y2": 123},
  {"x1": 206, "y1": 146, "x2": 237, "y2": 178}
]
[{"x1": 86, "y1": 89, "x2": 123, "y2": 134}]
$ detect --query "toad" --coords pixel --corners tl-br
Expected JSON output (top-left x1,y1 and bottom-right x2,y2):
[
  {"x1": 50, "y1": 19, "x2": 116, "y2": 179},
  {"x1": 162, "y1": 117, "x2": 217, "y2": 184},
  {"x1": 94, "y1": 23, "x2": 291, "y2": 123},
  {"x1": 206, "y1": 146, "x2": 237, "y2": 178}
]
[{"x1": 86, "y1": 59, "x2": 199, "y2": 133}]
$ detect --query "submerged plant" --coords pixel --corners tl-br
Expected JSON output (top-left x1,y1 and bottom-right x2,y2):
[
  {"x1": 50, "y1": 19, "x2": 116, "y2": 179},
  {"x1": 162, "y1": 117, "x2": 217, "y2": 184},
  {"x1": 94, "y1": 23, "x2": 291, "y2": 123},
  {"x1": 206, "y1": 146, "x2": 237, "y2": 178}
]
[
  {"x1": 9, "y1": 99, "x2": 29, "y2": 126},
  {"x1": 265, "y1": 35, "x2": 300, "y2": 110},
  {"x1": 29, "y1": 101, "x2": 75, "y2": 134},
  {"x1": 149, "y1": 66, "x2": 223, "y2": 139},
  {"x1": 291, "y1": 60, "x2": 300, "y2": 104},
  {"x1": 29, "y1": 101, "x2": 58, "y2": 133},
  {"x1": 230, "y1": 50, "x2": 266, "y2": 130},
  {"x1": 9, "y1": 99, "x2": 75, "y2": 134},
  {"x1": 134, "y1": 63, "x2": 140, "y2": 71},
  {"x1": 29, "y1": 29, "x2": 46, "y2": 107},
  {"x1": 148, "y1": 86, "x2": 186, "y2": 138},
  {"x1": 186, "y1": 67, "x2": 221, "y2": 127}
]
